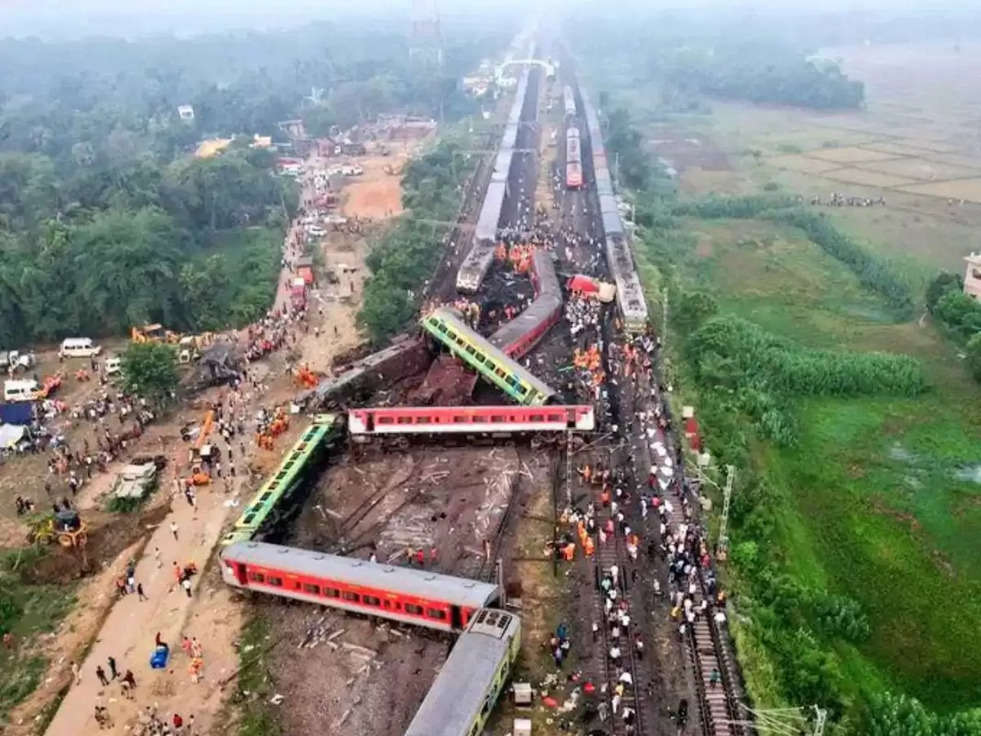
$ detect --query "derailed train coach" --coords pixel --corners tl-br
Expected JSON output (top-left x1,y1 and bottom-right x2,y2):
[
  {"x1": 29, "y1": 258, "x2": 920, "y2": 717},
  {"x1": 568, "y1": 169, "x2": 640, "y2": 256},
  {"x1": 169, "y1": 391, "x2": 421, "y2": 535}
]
[
  {"x1": 404, "y1": 609, "x2": 521, "y2": 736},
  {"x1": 220, "y1": 541, "x2": 501, "y2": 633}
]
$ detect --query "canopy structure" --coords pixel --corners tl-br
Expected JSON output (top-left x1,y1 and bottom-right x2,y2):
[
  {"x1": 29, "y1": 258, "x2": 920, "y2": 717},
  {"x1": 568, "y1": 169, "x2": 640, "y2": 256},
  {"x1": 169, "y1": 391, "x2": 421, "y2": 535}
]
[{"x1": 0, "y1": 424, "x2": 26, "y2": 449}]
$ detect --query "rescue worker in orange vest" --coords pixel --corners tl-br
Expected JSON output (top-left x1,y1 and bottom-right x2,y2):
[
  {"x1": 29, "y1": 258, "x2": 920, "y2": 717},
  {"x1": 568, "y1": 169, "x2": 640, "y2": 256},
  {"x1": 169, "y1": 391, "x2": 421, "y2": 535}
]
[
  {"x1": 563, "y1": 542, "x2": 576, "y2": 561},
  {"x1": 583, "y1": 536, "x2": 595, "y2": 557}
]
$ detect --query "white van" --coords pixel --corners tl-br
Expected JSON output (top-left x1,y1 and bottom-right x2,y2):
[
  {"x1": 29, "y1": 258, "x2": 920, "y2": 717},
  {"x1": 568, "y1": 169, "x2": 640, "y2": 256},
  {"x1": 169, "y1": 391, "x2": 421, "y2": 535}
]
[
  {"x1": 105, "y1": 357, "x2": 122, "y2": 376},
  {"x1": 59, "y1": 338, "x2": 102, "y2": 358},
  {"x1": 4, "y1": 379, "x2": 39, "y2": 402}
]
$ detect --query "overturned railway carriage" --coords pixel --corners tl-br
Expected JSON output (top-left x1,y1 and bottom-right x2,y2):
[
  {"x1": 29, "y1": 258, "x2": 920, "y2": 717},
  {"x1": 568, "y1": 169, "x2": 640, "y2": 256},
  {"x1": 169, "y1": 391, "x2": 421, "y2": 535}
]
[
  {"x1": 404, "y1": 609, "x2": 521, "y2": 736},
  {"x1": 349, "y1": 405, "x2": 595, "y2": 436},
  {"x1": 220, "y1": 541, "x2": 501, "y2": 633},
  {"x1": 488, "y1": 248, "x2": 562, "y2": 359},
  {"x1": 221, "y1": 414, "x2": 342, "y2": 546},
  {"x1": 421, "y1": 307, "x2": 556, "y2": 406}
]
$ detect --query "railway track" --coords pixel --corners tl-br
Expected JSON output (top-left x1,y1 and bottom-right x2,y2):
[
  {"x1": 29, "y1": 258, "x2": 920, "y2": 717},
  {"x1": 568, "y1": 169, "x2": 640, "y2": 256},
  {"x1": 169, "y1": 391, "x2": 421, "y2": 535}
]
[{"x1": 632, "y1": 377, "x2": 747, "y2": 736}]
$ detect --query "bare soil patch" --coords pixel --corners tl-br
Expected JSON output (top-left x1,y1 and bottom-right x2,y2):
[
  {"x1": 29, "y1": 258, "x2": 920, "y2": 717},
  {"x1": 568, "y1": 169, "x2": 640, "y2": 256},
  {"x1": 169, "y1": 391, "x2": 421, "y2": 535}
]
[
  {"x1": 823, "y1": 167, "x2": 920, "y2": 188},
  {"x1": 855, "y1": 157, "x2": 981, "y2": 182},
  {"x1": 807, "y1": 146, "x2": 903, "y2": 164},
  {"x1": 768, "y1": 154, "x2": 843, "y2": 174},
  {"x1": 648, "y1": 128, "x2": 730, "y2": 172},
  {"x1": 341, "y1": 155, "x2": 407, "y2": 220},
  {"x1": 897, "y1": 178, "x2": 981, "y2": 203}
]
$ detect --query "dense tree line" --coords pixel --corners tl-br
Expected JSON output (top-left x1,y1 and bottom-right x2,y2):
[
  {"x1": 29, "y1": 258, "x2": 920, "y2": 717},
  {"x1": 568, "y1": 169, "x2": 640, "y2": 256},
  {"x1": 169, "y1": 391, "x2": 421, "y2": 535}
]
[
  {"x1": 925, "y1": 272, "x2": 981, "y2": 382},
  {"x1": 603, "y1": 107, "x2": 656, "y2": 191},
  {"x1": 688, "y1": 315, "x2": 925, "y2": 398},
  {"x1": 0, "y1": 23, "x2": 507, "y2": 173},
  {"x1": 566, "y1": 10, "x2": 865, "y2": 111},
  {"x1": 656, "y1": 43, "x2": 865, "y2": 110},
  {"x1": 358, "y1": 138, "x2": 474, "y2": 342},
  {"x1": 0, "y1": 145, "x2": 291, "y2": 346},
  {"x1": 0, "y1": 21, "x2": 509, "y2": 347}
]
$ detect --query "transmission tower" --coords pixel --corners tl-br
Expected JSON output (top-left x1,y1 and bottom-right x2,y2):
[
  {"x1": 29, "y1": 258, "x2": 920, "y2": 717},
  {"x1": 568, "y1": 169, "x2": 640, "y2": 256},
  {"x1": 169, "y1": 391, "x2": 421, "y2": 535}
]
[
  {"x1": 409, "y1": 0, "x2": 443, "y2": 69},
  {"x1": 716, "y1": 464, "x2": 736, "y2": 561}
]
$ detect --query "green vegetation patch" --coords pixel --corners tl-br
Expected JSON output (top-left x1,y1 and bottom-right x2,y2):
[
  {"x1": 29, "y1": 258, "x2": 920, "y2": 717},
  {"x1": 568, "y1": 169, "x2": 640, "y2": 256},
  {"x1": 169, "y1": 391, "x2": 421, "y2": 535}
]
[
  {"x1": 235, "y1": 615, "x2": 282, "y2": 736},
  {"x1": 184, "y1": 226, "x2": 282, "y2": 332},
  {"x1": 0, "y1": 548, "x2": 78, "y2": 723},
  {"x1": 639, "y1": 188, "x2": 981, "y2": 724}
]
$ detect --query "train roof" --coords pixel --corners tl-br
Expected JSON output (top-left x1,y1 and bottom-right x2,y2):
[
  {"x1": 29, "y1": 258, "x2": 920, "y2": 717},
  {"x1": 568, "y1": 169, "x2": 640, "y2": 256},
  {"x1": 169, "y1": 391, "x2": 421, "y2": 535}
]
[
  {"x1": 475, "y1": 180, "x2": 506, "y2": 241},
  {"x1": 223, "y1": 542, "x2": 501, "y2": 608},
  {"x1": 404, "y1": 615, "x2": 516, "y2": 736}
]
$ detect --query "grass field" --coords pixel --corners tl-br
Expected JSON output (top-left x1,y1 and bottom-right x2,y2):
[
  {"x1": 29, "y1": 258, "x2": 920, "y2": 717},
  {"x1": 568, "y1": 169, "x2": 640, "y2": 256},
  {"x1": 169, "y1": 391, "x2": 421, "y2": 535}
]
[{"x1": 0, "y1": 549, "x2": 78, "y2": 722}]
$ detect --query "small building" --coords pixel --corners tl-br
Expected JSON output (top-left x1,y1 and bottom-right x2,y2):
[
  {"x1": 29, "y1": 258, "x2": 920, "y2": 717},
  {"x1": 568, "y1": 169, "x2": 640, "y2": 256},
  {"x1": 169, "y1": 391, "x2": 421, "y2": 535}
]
[
  {"x1": 177, "y1": 104, "x2": 195, "y2": 121},
  {"x1": 964, "y1": 252, "x2": 981, "y2": 301}
]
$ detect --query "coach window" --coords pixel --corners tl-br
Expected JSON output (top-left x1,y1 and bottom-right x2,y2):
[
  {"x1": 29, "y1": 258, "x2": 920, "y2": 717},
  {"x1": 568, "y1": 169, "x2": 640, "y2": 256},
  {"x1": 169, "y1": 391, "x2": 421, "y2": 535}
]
[
  {"x1": 342, "y1": 591, "x2": 360, "y2": 602},
  {"x1": 397, "y1": 416, "x2": 412, "y2": 424},
  {"x1": 530, "y1": 414, "x2": 544, "y2": 422},
  {"x1": 465, "y1": 344, "x2": 476, "y2": 355},
  {"x1": 416, "y1": 416, "x2": 430, "y2": 424},
  {"x1": 303, "y1": 583, "x2": 320, "y2": 595},
  {"x1": 485, "y1": 360, "x2": 495, "y2": 370},
  {"x1": 249, "y1": 572, "x2": 265, "y2": 583},
  {"x1": 447, "y1": 330, "x2": 456, "y2": 339},
  {"x1": 453, "y1": 415, "x2": 468, "y2": 423},
  {"x1": 268, "y1": 576, "x2": 283, "y2": 587},
  {"x1": 404, "y1": 603, "x2": 423, "y2": 615},
  {"x1": 363, "y1": 595, "x2": 381, "y2": 606},
  {"x1": 491, "y1": 415, "x2": 505, "y2": 423},
  {"x1": 426, "y1": 608, "x2": 447, "y2": 620},
  {"x1": 505, "y1": 376, "x2": 517, "y2": 388},
  {"x1": 324, "y1": 588, "x2": 340, "y2": 598},
  {"x1": 378, "y1": 416, "x2": 394, "y2": 424}
]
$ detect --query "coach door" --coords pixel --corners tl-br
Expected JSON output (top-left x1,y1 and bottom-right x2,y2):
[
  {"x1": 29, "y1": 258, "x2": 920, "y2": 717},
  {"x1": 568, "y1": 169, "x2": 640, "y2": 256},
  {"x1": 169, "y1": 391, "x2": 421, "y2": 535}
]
[{"x1": 450, "y1": 605, "x2": 464, "y2": 631}]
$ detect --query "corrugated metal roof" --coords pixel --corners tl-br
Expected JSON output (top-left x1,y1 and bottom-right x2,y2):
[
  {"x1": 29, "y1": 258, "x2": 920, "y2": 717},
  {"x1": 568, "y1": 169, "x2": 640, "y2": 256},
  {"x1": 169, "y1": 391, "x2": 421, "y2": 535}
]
[
  {"x1": 223, "y1": 542, "x2": 500, "y2": 608},
  {"x1": 404, "y1": 630, "x2": 511, "y2": 736}
]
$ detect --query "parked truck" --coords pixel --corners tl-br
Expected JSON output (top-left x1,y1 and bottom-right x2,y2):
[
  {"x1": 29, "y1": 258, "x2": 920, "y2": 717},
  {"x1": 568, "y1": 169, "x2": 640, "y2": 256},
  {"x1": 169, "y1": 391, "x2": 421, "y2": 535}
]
[
  {"x1": 0, "y1": 351, "x2": 36, "y2": 373},
  {"x1": 290, "y1": 277, "x2": 307, "y2": 310}
]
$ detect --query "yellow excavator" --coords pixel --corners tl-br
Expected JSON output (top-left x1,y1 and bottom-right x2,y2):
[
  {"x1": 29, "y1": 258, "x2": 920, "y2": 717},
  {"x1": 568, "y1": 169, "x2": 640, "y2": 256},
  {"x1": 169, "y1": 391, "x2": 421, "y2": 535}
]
[
  {"x1": 27, "y1": 509, "x2": 88, "y2": 548},
  {"x1": 131, "y1": 324, "x2": 181, "y2": 344}
]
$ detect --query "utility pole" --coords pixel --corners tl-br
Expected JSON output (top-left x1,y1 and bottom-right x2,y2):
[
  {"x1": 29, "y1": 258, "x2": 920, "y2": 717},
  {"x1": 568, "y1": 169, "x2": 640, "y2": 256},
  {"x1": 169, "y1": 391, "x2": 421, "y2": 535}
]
[
  {"x1": 716, "y1": 464, "x2": 736, "y2": 561},
  {"x1": 812, "y1": 706, "x2": 827, "y2": 736},
  {"x1": 661, "y1": 286, "x2": 669, "y2": 343}
]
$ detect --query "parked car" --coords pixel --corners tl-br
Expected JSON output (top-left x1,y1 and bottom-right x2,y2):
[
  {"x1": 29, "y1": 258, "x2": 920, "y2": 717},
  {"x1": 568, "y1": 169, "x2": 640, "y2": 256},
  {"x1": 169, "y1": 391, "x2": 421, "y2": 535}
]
[{"x1": 59, "y1": 337, "x2": 102, "y2": 358}]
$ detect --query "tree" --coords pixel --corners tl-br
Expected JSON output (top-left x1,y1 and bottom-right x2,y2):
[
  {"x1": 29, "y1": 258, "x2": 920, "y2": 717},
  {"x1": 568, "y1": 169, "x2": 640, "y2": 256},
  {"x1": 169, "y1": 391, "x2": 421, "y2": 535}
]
[
  {"x1": 926, "y1": 271, "x2": 964, "y2": 313},
  {"x1": 675, "y1": 290, "x2": 718, "y2": 332},
  {"x1": 120, "y1": 342, "x2": 179, "y2": 404},
  {"x1": 967, "y1": 334, "x2": 981, "y2": 383}
]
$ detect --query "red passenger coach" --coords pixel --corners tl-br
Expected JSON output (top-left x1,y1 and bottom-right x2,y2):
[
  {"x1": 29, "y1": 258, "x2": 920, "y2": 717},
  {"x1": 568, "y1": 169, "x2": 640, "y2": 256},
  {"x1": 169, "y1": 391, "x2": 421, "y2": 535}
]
[
  {"x1": 348, "y1": 405, "x2": 595, "y2": 436},
  {"x1": 221, "y1": 542, "x2": 500, "y2": 632}
]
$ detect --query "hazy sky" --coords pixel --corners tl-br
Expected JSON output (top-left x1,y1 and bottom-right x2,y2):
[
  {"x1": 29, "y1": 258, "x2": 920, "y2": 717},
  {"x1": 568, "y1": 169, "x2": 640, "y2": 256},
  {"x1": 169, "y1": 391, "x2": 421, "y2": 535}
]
[{"x1": 3, "y1": 0, "x2": 975, "y2": 40}]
